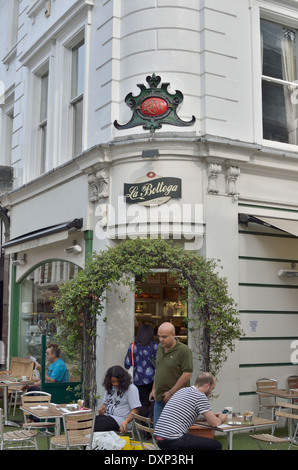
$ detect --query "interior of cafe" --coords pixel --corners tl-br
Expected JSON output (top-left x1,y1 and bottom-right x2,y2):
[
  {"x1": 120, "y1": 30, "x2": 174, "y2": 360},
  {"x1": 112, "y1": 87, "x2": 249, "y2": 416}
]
[{"x1": 134, "y1": 272, "x2": 188, "y2": 343}]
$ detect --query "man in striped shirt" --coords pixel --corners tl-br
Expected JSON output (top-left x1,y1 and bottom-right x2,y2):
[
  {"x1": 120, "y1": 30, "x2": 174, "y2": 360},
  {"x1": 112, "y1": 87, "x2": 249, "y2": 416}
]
[{"x1": 154, "y1": 372, "x2": 226, "y2": 450}]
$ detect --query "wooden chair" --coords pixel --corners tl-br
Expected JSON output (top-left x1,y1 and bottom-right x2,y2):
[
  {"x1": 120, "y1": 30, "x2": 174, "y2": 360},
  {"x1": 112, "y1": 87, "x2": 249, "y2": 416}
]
[
  {"x1": 288, "y1": 376, "x2": 298, "y2": 404},
  {"x1": 50, "y1": 410, "x2": 95, "y2": 450},
  {"x1": 21, "y1": 391, "x2": 54, "y2": 448},
  {"x1": 288, "y1": 376, "x2": 298, "y2": 389},
  {"x1": 0, "y1": 408, "x2": 38, "y2": 450},
  {"x1": 249, "y1": 402, "x2": 298, "y2": 450},
  {"x1": 132, "y1": 412, "x2": 160, "y2": 450},
  {"x1": 8, "y1": 358, "x2": 34, "y2": 416},
  {"x1": 256, "y1": 378, "x2": 278, "y2": 419}
]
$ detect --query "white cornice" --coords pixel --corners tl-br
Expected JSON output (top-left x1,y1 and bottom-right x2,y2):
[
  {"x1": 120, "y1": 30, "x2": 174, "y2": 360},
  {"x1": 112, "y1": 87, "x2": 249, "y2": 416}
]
[{"x1": 20, "y1": 0, "x2": 94, "y2": 67}]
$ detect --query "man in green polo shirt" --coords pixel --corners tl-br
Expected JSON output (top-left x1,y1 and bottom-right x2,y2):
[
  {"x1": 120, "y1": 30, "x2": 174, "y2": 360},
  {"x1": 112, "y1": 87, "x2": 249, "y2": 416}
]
[{"x1": 149, "y1": 322, "x2": 193, "y2": 427}]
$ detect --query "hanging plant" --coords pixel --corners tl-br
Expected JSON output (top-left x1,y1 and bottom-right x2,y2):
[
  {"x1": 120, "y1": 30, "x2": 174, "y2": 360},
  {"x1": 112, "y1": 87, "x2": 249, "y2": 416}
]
[{"x1": 53, "y1": 238, "x2": 243, "y2": 408}]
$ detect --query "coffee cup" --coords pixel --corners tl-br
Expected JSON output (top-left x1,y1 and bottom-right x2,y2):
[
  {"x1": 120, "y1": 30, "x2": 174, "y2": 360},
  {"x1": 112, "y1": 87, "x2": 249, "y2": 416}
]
[
  {"x1": 224, "y1": 407, "x2": 233, "y2": 419},
  {"x1": 21, "y1": 376, "x2": 28, "y2": 381}
]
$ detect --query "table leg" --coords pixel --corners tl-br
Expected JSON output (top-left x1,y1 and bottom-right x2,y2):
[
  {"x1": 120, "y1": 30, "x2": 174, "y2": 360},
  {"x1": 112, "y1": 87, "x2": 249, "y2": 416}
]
[
  {"x1": 227, "y1": 431, "x2": 234, "y2": 450},
  {"x1": 3, "y1": 387, "x2": 20, "y2": 427},
  {"x1": 54, "y1": 417, "x2": 61, "y2": 436}
]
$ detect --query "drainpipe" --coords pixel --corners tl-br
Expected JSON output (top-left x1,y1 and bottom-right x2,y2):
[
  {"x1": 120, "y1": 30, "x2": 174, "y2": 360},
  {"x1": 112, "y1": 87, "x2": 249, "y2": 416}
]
[
  {"x1": 9, "y1": 256, "x2": 20, "y2": 358},
  {"x1": 84, "y1": 230, "x2": 93, "y2": 262}
]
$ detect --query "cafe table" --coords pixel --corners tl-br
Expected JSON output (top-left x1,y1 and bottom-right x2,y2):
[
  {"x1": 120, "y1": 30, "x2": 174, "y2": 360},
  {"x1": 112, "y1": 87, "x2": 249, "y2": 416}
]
[
  {"x1": 0, "y1": 374, "x2": 34, "y2": 427},
  {"x1": 194, "y1": 416, "x2": 276, "y2": 450},
  {"x1": 19, "y1": 403, "x2": 90, "y2": 436},
  {"x1": 256, "y1": 387, "x2": 298, "y2": 404},
  {"x1": 256, "y1": 388, "x2": 298, "y2": 436}
]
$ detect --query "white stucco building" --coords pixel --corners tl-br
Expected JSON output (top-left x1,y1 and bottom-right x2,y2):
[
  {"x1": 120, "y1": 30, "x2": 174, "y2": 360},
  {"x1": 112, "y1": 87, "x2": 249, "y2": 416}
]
[{"x1": 0, "y1": 0, "x2": 297, "y2": 413}]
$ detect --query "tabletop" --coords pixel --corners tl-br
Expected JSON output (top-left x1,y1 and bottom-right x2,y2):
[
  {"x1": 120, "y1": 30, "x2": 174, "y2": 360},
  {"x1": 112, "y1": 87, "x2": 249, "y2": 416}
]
[
  {"x1": 20, "y1": 403, "x2": 65, "y2": 419},
  {"x1": 20, "y1": 403, "x2": 91, "y2": 419},
  {"x1": 256, "y1": 388, "x2": 298, "y2": 399},
  {"x1": 195, "y1": 415, "x2": 276, "y2": 433},
  {"x1": 0, "y1": 374, "x2": 33, "y2": 387}
]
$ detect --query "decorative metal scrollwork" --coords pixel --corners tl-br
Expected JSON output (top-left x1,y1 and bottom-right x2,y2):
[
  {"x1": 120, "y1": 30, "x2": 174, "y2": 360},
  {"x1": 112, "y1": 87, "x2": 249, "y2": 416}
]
[{"x1": 114, "y1": 73, "x2": 196, "y2": 134}]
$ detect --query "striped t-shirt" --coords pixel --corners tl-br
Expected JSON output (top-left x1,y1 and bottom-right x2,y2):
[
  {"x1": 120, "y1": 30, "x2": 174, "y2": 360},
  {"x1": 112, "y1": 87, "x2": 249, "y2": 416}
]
[{"x1": 154, "y1": 386, "x2": 211, "y2": 439}]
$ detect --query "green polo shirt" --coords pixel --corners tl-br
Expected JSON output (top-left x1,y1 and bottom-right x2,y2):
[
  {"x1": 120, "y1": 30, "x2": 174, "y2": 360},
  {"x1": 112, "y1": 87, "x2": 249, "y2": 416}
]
[{"x1": 154, "y1": 339, "x2": 193, "y2": 402}]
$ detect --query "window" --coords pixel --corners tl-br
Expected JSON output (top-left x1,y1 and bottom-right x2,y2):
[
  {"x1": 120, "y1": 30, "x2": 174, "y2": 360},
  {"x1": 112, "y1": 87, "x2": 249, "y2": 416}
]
[
  {"x1": 39, "y1": 71, "x2": 49, "y2": 174},
  {"x1": 71, "y1": 40, "x2": 85, "y2": 156},
  {"x1": 19, "y1": 261, "x2": 81, "y2": 363},
  {"x1": 261, "y1": 19, "x2": 298, "y2": 145}
]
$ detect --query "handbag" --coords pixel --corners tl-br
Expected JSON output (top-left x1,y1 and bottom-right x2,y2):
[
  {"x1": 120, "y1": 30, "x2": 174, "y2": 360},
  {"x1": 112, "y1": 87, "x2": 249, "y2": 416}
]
[{"x1": 128, "y1": 343, "x2": 134, "y2": 378}]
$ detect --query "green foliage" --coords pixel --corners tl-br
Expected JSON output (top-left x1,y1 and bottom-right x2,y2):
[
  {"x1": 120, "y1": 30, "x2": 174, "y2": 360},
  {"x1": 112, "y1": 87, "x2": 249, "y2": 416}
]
[{"x1": 53, "y1": 238, "x2": 243, "y2": 404}]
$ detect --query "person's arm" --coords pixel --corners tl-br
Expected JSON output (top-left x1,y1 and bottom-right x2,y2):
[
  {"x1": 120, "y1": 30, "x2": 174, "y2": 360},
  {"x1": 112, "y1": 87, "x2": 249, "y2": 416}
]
[
  {"x1": 149, "y1": 381, "x2": 156, "y2": 401},
  {"x1": 35, "y1": 361, "x2": 56, "y2": 383},
  {"x1": 204, "y1": 410, "x2": 227, "y2": 428},
  {"x1": 119, "y1": 407, "x2": 139, "y2": 433},
  {"x1": 162, "y1": 371, "x2": 192, "y2": 403}
]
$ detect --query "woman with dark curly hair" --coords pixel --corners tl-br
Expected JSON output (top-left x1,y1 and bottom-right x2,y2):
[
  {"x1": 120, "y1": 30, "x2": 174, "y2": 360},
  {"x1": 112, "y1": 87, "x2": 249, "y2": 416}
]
[{"x1": 94, "y1": 365, "x2": 141, "y2": 433}]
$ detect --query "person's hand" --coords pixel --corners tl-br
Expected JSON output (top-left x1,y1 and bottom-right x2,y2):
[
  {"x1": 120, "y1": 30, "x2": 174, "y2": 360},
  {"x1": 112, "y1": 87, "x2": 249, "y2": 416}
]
[
  {"x1": 35, "y1": 362, "x2": 41, "y2": 372},
  {"x1": 216, "y1": 412, "x2": 227, "y2": 424},
  {"x1": 98, "y1": 405, "x2": 106, "y2": 416},
  {"x1": 119, "y1": 420, "x2": 128, "y2": 433},
  {"x1": 162, "y1": 391, "x2": 173, "y2": 403}
]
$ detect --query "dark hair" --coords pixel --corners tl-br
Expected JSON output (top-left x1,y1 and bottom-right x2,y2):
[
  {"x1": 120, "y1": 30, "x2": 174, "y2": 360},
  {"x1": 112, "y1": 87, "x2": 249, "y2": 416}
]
[
  {"x1": 47, "y1": 343, "x2": 60, "y2": 358},
  {"x1": 103, "y1": 365, "x2": 131, "y2": 393},
  {"x1": 135, "y1": 323, "x2": 154, "y2": 347}
]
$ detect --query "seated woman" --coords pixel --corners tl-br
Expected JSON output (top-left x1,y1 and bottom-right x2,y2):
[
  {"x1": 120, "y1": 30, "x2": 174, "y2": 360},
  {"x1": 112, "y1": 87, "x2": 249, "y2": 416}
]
[{"x1": 94, "y1": 365, "x2": 141, "y2": 433}]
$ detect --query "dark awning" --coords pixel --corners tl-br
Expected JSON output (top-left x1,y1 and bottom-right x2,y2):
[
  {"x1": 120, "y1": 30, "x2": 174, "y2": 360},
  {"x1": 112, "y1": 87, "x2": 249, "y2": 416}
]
[
  {"x1": 2, "y1": 218, "x2": 83, "y2": 253},
  {"x1": 239, "y1": 214, "x2": 298, "y2": 237}
]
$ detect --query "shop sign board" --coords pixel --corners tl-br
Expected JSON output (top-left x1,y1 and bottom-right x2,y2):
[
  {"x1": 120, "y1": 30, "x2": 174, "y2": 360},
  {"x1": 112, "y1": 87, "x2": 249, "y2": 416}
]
[{"x1": 124, "y1": 172, "x2": 182, "y2": 206}]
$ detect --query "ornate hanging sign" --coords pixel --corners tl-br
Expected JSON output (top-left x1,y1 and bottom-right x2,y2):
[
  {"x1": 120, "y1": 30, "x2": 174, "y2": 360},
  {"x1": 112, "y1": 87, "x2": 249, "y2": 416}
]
[
  {"x1": 124, "y1": 172, "x2": 182, "y2": 206},
  {"x1": 114, "y1": 74, "x2": 196, "y2": 134}
]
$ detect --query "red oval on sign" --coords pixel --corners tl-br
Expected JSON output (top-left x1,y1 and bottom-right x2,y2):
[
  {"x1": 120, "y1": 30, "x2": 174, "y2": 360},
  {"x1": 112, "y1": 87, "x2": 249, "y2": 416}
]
[{"x1": 141, "y1": 97, "x2": 168, "y2": 116}]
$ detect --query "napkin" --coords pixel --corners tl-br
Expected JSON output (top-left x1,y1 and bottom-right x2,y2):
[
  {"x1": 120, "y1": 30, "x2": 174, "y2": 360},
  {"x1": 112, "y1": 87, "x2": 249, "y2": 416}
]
[{"x1": 30, "y1": 405, "x2": 49, "y2": 410}]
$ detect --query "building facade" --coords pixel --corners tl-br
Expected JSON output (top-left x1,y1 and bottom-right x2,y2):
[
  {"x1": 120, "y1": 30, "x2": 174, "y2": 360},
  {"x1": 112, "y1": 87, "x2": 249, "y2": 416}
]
[{"x1": 0, "y1": 0, "x2": 298, "y2": 412}]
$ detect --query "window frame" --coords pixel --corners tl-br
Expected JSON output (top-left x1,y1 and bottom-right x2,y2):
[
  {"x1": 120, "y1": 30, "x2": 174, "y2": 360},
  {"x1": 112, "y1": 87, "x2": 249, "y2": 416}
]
[
  {"x1": 261, "y1": 17, "x2": 298, "y2": 146},
  {"x1": 255, "y1": 4, "x2": 298, "y2": 150}
]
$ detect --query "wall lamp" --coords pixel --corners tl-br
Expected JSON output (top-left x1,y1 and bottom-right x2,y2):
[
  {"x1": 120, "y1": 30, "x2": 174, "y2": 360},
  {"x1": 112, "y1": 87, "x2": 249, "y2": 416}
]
[
  {"x1": 278, "y1": 262, "x2": 298, "y2": 277},
  {"x1": 12, "y1": 254, "x2": 27, "y2": 267},
  {"x1": 64, "y1": 243, "x2": 82, "y2": 255},
  {"x1": 278, "y1": 269, "x2": 298, "y2": 277}
]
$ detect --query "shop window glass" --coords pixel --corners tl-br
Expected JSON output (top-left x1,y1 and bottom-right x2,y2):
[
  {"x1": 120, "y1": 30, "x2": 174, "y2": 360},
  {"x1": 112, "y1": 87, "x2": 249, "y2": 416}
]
[
  {"x1": 39, "y1": 71, "x2": 49, "y2": 174},
  {"x1": 71, "y1": 40, "x2": 85, "y2": 156},
  {"x1": 19, "y1": 261, "x2": 81, "y2": 365},
  {"x1": 261, "y1": 19, "x2": 298, "y2": 145}
]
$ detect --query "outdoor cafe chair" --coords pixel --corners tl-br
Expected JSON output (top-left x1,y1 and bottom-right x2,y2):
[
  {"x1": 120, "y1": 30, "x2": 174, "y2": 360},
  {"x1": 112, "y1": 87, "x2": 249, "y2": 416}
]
[
  {"x1": 50, "y1": 410, "x2": 95, "y2": 450},
  {"x1": 21, "y1": 391, "x2": 54, "y2": 448},
  {"x1": 132, "y1": 412, "x2": 160, "y2": 450},
  {"x1": 249, "y1": 402, "x2": 298, "y2": 450},
  {"x1": 288, "y1": 375, "x2": 298, "y2": 404},
  {"x1": 0, "y1": 407, "x2": 38, "y2": 450},
  {"x1": 1, "y1": 357, "x2": 34, "y2": 416},
  {"x1": 256, "y1": 378, "x2": 278, "y2": 419},
  {"x1": 288, "y1": 375, "x2": 298, "y2": 390}
]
